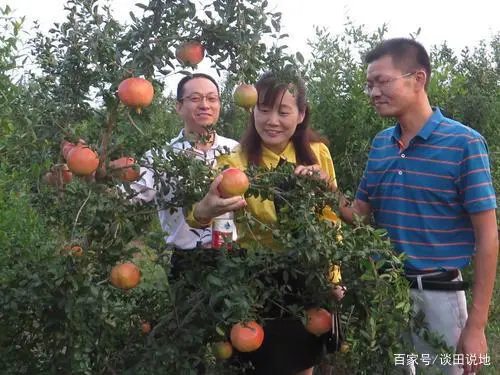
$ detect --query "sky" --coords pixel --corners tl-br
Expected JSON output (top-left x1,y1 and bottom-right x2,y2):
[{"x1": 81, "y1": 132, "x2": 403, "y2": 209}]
[{"x1": 3, "y1": 0, "x2": 499, "y2": 92}]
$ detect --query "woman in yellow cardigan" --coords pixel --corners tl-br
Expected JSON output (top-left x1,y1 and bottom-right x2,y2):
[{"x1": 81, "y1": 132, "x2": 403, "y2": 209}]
[{"x1": 188, "y1": 72, "x2": 340, "y2": 375}]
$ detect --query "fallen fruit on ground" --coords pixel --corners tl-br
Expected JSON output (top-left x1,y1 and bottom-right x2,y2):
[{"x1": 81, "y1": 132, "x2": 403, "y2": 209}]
[
  {"x1": 218, "y1": 168, "x2": 250, "y2": 198},
  {"x1": 175, "y1": 40, "x2": 205, "y2": 66},
  {"x1": 117, "y1": 77, "x2": 154, "y2": 114},
  {"x1": 230, "y1": 321, "x2": 264, "y2": 352},
  {"x1": 66, "y1": 146, "x2": 100, "y2": 176},
  {"x1": 110, "y1": 157, "x2": 140, "y2": 182},
  {"x1": 110, "y1": 262, "x2": 141, "y2": 290},
  {"x1": 233, "y1": 84, "x2": 257, "y2": 110},
  {"x1": 305, "y1": 307, "x2": 332, "y2": 336},
  {"x1": 213, "y1": 341, "x2": 233, "y2": 360}
]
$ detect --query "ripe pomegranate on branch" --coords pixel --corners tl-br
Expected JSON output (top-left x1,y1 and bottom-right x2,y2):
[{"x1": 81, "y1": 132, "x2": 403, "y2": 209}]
[
  {"x1": 117, "y1": 77, "x2": 154, "y2": 114},
  {"x1": 175, "y1": 40, "x2": 205, "y2": 67},
  {"x1": 233, "y1": 83, "x2": 258, "y2": 110},
  {"x1": 58, "y1": 140, "x2": 100, "y2": 177},
  {"x1": 109, "y1": 157, "x2": 140, "y2": 182}
]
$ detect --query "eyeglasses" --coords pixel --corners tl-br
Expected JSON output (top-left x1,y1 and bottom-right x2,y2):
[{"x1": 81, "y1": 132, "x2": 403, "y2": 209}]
[
  {"x1": 180, "y1": 93, "x2": 220, "y2": 104},
  {"x1": 363, "y1": 72, "x2": 416, "y2": 95}
]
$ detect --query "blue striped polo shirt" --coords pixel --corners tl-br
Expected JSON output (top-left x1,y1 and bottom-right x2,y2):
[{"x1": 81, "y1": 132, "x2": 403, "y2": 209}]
[{"x1": 356, "y1": 107, "x2": 497, "y2": 271}]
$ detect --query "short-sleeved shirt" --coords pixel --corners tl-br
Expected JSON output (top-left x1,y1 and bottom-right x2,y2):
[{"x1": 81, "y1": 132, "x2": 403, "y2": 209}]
[{"x1": 356, "y1": 108, "x2": 497, "y2": 271}]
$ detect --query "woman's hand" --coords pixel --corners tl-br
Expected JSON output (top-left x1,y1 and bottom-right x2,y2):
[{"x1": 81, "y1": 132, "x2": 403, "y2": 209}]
[
  {"x1": 193, "y1": 174, "x2": 247, "y2": 223},
  {"x1": 294, "y1": 164, "x2": 337, "y2": 191}
]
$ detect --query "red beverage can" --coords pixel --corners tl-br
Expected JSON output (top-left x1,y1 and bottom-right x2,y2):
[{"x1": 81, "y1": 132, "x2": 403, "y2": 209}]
[{"x1": 211, "y1": 212, "x2": 235, "y2": 249}]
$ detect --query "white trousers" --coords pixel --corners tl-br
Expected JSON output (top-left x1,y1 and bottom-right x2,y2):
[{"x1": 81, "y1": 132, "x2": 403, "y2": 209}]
[{"x1": 404, "y1": 272, "x2": 468, "y2": 375}]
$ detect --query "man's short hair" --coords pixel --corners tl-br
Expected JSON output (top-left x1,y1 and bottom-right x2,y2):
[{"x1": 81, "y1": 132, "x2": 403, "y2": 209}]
[
  {"x1": 176, "y1": 73, "x2": 220, "y2": 101},
  {"x1": 365, "y1": 38, "x2": 432, "y2": 90}
]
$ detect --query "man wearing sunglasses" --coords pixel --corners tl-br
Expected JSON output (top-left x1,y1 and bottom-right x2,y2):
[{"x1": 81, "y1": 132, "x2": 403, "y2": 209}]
[{"x1": 340, "y1": 38, "x2": 498, "y2": 375}]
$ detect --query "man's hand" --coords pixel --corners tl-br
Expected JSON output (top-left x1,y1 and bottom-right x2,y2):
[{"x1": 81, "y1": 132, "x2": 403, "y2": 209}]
[
  {"x1": 193, "y1": 174, "x2": 247, "y2": 223},
  {"x1": 338, "y1": 195, "x2": 372, "y2": 225},
  {"x1": 294, "y1": 164, "x2": 337, "y2": 191},
  {"x1": 456, "y1": 325, "x2": 488, "y2": 374}
]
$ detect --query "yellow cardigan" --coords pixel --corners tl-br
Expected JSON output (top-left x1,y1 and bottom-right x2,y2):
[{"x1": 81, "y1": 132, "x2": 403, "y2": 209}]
[{"x1": 187, "y1": 141, "x2": 341, "y2": 282}]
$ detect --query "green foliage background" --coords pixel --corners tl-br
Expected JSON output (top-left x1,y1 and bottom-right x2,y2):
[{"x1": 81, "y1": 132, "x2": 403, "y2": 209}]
[{"x1": 0, "y1": 1, "x2": 498, "y2": 374}]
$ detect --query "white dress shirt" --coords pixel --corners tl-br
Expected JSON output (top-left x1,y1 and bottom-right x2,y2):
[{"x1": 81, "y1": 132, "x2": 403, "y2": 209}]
[{"x1": 130, "y1": 130, "x2": 239, "y2": 249}]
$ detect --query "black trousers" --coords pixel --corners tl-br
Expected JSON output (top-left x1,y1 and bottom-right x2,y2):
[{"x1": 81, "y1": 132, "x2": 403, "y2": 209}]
[{"x1": 168, "y1": 248, "x2": 337, "y2": 375}]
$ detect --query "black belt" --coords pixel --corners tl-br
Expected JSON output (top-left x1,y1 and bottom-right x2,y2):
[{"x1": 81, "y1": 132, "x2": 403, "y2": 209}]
[{"x1": 403, "y1": 269, "x2": 470, "y2": 291}]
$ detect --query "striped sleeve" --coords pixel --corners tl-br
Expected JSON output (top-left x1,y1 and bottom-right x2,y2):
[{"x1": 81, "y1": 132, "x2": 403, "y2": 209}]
[
  {"x1": 459, "y1": 136, "x2": 497, "y2": 213},
  {"x1": 355, "y1": 166, "x2": 369, "y2": 202}
]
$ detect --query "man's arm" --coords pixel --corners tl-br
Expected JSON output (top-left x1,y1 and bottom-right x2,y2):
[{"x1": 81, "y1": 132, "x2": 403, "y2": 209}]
[
  {"x1": 457, "y1": 209, "x2": 498, "y2": 374},
  {"x1": 455, "y1": 132, "x2": 499, "y2": 373},
  {"x1": 338, "y1": 161, "x2": 373, "y2": 225},
  {"x1": 467, "y1": 209, "x2": 498, "y2": 329},
  {"x1": 338, "y1": 196, "x2": 372, "y2": 225}
]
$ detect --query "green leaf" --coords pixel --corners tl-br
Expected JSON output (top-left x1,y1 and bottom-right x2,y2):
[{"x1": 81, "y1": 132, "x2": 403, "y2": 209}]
[
  {"x1": 295, "y1": 51, "x2": 304, "y2": 64},
  {"x1": 206, "y1": 274, "x2": 223, "y2": 287},
  {"x1": 215, "y1": 325, "x2": 225, "y2": 337},
  {"x1": 360, "y1": 329, "x2": 372, "y2": 340},
  {"x1": 135, "y1": 3, "x2": 148, "y2": 10}
]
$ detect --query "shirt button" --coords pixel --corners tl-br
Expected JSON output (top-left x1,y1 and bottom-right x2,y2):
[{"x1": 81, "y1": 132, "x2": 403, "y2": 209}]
[
  {"x1": 398, "y1": 170, "x2": 403, "y2": 175},
  {"x1": 401, "y1": 153, "x2": 406, "y2": 158}
]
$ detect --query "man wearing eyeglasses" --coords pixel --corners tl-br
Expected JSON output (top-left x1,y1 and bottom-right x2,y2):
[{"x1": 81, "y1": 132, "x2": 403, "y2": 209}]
[
  {"x1": 130, "y1": 73, "x2": 238, "y2": 251},
  {"x1": 339, "y1": 38, "x2": 498, "y2": 375},
  {"x1": 124, "y1": 73, "x2": 238, "y2": 374}
]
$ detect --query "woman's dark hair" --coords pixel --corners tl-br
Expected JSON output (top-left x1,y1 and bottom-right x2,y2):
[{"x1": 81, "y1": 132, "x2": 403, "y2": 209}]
[{"x1": 240, "y1": 71, "x2": 327, "y2": 166}]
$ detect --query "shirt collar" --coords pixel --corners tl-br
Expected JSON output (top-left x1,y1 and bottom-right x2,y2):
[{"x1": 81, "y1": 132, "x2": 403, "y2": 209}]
[
  {"x1": 171, "y1": 129, "x2": 221, "y2": 151},
  {"x1": 261, "y1": 142, "x2": 297, "y2": 168},
  {"x1": 391, "y1": 107, "x2": 444, "y2": 142}
]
